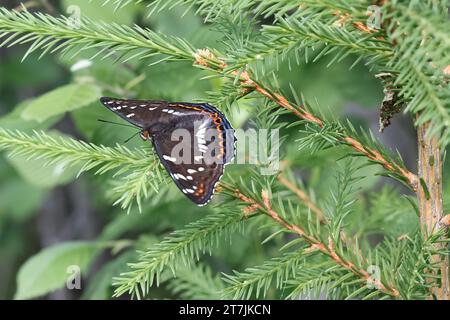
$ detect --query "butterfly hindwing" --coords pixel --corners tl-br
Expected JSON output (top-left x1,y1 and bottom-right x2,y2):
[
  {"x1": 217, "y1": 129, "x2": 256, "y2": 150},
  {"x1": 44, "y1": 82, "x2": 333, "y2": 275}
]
[
  {"x1": 152, "y1": 135, "x2": 225, "y2": 205},
  {"x1": 100, "y1": 98, "x2": 235, "y2": 206},
  {"x1": 153, "y1": 108, "x2": 230, "y2": 205}
]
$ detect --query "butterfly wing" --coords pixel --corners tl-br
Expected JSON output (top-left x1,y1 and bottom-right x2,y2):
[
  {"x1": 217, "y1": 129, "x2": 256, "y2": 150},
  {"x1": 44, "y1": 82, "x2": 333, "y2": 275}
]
[
  {"x1": 100, "y1": 98, "x2": 235, "y2": 206},
  {"x1": 149, "y1": 103, "x2": 234, "y2": 205},
  {"x1": 151, "y1": 130, "x2": 225, "y2": 205},
  {"x1": 100, "y1": 97, "x2": 168, "y2": 128}
]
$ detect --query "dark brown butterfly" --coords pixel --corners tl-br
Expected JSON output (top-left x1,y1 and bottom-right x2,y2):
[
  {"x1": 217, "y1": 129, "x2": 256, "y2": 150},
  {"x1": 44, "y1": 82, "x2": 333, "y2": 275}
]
[{"x1": 100, "y1": 97, "x2": 235, "y2": 206}]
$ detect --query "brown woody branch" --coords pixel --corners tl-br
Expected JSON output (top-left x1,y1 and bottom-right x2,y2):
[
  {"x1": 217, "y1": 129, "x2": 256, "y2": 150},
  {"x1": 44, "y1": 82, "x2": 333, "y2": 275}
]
[
  {"x1": 223, "y1": 184, "x2": 400, "y2": 297},
  {"x1": 277, "y1": 169, "x2": 355, "y2": 250},
  {"x1": 441, "y1": 215, "x2": 450, "y2": 228},
  {"x1": 333, "y1": 11, "x2": 375, "y2": 34},
  {"x1": 277, "y1": 175, "x2": 325, "y2": 223},
  {"x1": 193, "y1": 49, "x2": 418, "y2": 191},
  {"x1": 417, "y1": 121, "x2": 449, "y2": 300}
]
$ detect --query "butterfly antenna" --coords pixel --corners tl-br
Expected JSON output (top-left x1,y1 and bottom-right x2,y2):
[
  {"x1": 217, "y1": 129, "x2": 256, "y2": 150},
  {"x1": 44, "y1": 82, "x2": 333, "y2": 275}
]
[
  {"x1": 123, "y1": 131, "x2": 141, "y2": 144},
  {"x1": 97, "y1": 119, "x2": 136, "y2": 129}
]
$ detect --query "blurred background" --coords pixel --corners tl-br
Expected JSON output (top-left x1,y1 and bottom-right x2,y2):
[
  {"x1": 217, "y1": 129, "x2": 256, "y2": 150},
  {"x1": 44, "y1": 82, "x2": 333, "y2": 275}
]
[{"x1": 0, "y1": 0, "x2": 432, "y2": 300}]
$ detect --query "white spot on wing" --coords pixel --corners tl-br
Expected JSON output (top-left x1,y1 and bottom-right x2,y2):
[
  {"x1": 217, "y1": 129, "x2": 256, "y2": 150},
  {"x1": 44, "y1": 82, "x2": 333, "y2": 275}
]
[
  {"x1": 194, "y1": 120, "x2": 236, "y2": 207},
  {"x1": 199, "y1": 138, "x2": 207, "y2": 144},
  {"x1": 196, "y1": 127, "x2": 206, "y2": 139},
  {"x1": 187, "y1": 169, "x2": 197, "y2": 174},
  {"x1": 162, "y1": 155, "x2": 177, "y2": 162},
  {"x1": 149, "y1": 107, "x2": 157, "y2": 110},
  {"x1": 126, "y1": 113, "x2": 135, "y2": 118},
  {"x1": 199, "y1": 121, "x2": 208, "y2": 130},
  {"x1": 198, "y1": 144, "x2": 208, "y2": 153}
]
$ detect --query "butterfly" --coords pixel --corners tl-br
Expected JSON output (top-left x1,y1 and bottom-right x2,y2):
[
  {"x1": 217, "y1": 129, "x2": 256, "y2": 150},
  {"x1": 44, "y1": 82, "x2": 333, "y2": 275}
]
[{"x1": 100, "y1": 97, "x2": 235, "y2": 206}]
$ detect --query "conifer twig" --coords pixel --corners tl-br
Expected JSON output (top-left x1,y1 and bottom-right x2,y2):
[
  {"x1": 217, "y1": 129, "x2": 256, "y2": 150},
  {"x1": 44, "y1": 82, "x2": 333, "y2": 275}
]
[
  {"x1": 0, "y1": 9, "x2": 417, "y2": 190},
  {"x1": 194, "y1": 49, "x2": 419, "y2": 191},
  {"x1": 277, "y1": 174, "x2": 325, "y2": 223},
  {"x1": 222, "y1": 184, "x2": 400, "y2": 297}
]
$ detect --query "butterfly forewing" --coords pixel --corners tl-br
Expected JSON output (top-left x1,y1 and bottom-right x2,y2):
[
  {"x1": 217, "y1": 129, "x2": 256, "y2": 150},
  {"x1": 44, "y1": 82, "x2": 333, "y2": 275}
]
[
  {"x1": 100, "y1": 97, "x2": 235, "y2": 206},
  {"x1": 100, "y1": 97, "x2": 168, "y2": 128}
]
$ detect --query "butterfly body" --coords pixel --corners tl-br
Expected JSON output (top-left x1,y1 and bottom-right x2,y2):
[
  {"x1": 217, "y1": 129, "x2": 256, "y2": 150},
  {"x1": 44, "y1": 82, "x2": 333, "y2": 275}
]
[{"x1": 100, "y1": 97, "x2": 235, "y2": 206}]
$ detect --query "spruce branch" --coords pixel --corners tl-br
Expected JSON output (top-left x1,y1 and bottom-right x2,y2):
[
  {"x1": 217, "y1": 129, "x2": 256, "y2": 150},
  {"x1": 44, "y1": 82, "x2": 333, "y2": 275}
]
[
  {"x1": 194, "y1": 50, "x2": 418, "y2": 190},
  {"x1": 230, "y1": 0, "x2": 369, "y2": 20},
  {"x1": 113, "y1": 210, "x2": 257, "y2": 299},
  {"x1": 0, "y1": 129, "x2": 165, "y2": 211},
  {"x1": 1, "y1": 0, "x2": 447, "y2": 301},
  {"x1": 277, "y1": 170, "x2": 356, "y2": 250},
  {"x1": 221, "y1": 184, "x2": 401, "y2": 297},
  {"x1": 0, "y1": 129, "x2": 148, "y2": 172},
  {"x1": 380, "y1": 230, "x2": 450, "y2": 299},
  {"x1": 228, "y1": 15, "x2": 392, "y2": 70},
  {"x1": 376, "y1": 0, "x2": 450, "y2": 299},
  {"x1": 277, "y1": 174, "x2": 325, "y2": 223},
  {"x1": 384, "y1": 1, "x2": 450, "y2": 147},
  {"x1": 167, "y1": 263, "x2": 225, "y2": 300},
  {"x1": 222, "y1": 249, "x2": 317, "y2": 299},
  {"x1": 0, "y1": 7, "x2": 194, "y2": 62},
  {"x1": 0, "y1": 8, "x2": 417, "y2": 189},
  {"x1": 284, "y1": 261, "x2": 344, "y2": 299}
]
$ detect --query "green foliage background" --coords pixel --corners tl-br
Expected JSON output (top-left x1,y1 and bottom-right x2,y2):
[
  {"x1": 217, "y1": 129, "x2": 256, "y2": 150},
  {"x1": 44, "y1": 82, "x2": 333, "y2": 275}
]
[{"x1": 0, "y1": 0, "x2": 448, "y2": 300}]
